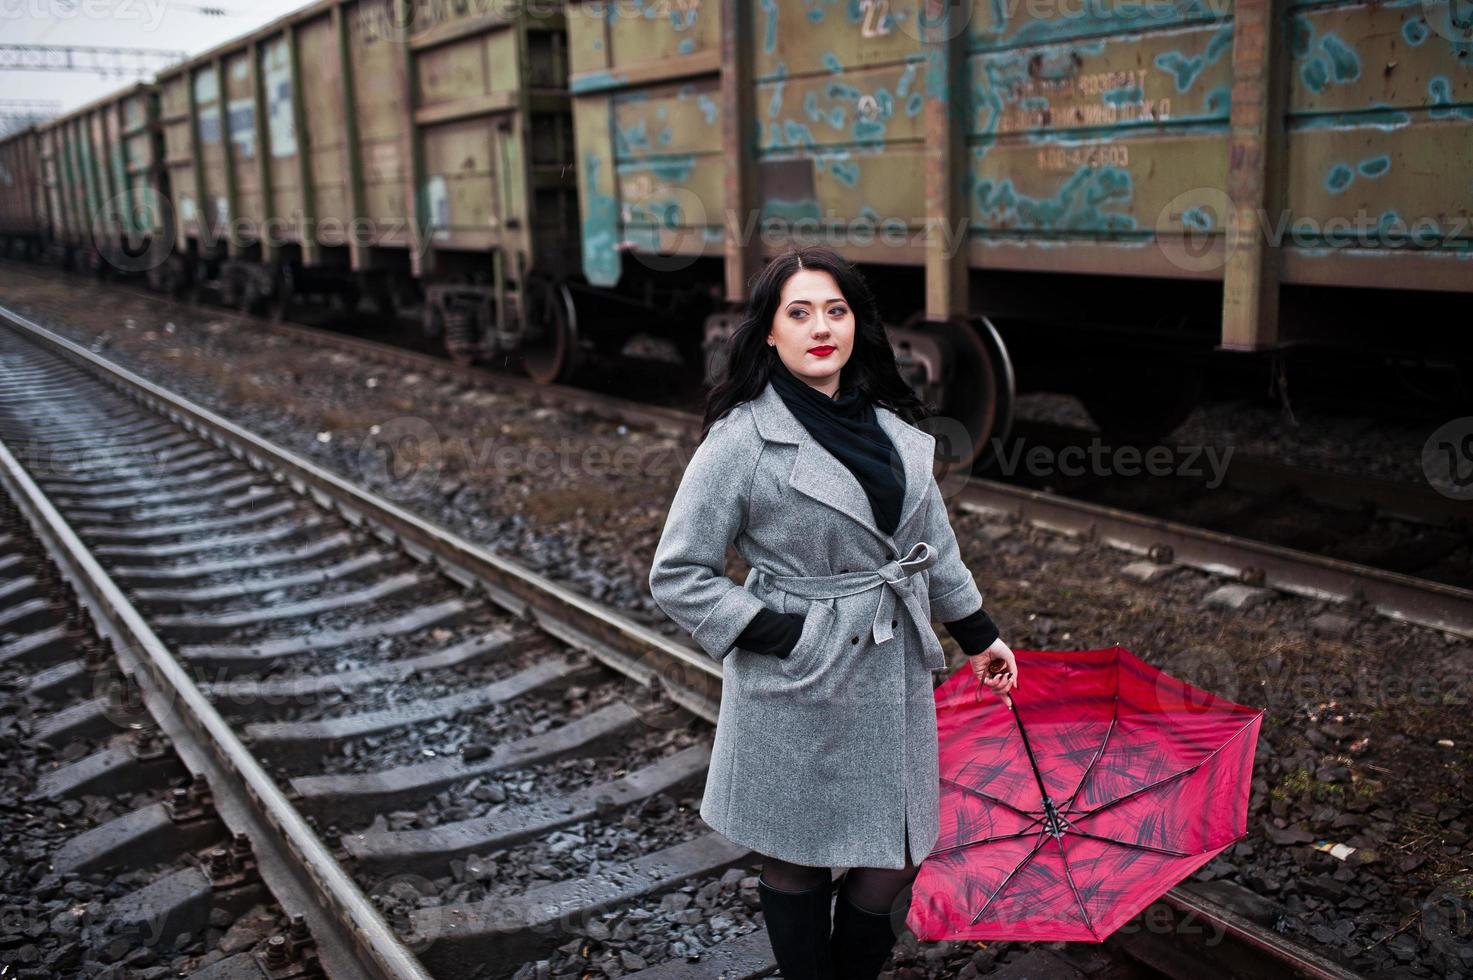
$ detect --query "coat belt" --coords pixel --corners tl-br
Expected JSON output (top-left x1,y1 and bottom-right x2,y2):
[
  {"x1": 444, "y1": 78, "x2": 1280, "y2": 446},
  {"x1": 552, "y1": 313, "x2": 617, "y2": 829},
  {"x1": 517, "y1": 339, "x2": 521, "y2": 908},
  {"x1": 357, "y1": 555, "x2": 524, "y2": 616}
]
[{"x1": 754, "y1": 541, "x2": 946, "y2": 669}]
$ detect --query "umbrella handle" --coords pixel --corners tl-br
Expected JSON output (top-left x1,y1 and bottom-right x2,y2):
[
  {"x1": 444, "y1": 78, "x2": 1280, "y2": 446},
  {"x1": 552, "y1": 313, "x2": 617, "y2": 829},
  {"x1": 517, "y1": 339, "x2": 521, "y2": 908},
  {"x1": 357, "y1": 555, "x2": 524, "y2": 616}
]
[{"x1": 975, "y1": 656, "x2": 1017, "y2": 709}]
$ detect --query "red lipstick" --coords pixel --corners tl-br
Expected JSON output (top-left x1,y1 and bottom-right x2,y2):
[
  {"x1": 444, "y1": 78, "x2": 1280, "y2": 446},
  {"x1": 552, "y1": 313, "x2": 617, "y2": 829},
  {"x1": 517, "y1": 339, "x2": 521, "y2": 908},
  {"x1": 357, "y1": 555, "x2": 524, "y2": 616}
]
[{"x1": 808, "y1": 345, "x2": 836, "y2": 356}]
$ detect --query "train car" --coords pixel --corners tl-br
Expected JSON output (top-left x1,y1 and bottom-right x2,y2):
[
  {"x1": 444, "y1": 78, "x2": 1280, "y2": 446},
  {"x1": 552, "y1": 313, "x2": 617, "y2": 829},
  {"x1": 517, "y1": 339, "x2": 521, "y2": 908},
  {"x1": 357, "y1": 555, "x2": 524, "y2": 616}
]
[
  {"x1": 0, "y1": 127, "x2": 48, "y2": 261},
  {"x1": 11, "y1": 0, "x2": 1470, "y2": 463},
  {"x1": 566, "y1": 0, "x2": 1473, "y2": 457},
  {"x1": 28, "y1": 84, "x2": 164, "y2": 277},
  {"x1": 151, "y1": 0, "x2": 585, "y2": 376}
]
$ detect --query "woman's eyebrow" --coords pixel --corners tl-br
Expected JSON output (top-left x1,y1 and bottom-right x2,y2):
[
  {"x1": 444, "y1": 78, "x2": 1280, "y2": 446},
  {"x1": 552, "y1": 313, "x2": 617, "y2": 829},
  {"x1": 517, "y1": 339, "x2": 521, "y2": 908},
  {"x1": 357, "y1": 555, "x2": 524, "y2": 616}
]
[{"x1": 785, "y1": 297, "x2": 846, "y2": 306}]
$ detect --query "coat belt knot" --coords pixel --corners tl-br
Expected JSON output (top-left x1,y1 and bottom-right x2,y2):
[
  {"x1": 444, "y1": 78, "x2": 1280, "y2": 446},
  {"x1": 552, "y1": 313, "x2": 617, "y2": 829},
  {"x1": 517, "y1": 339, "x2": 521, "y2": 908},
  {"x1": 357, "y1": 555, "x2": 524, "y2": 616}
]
[{"x1": 756, "y1": 541, "x2": 948, "y2": 669}]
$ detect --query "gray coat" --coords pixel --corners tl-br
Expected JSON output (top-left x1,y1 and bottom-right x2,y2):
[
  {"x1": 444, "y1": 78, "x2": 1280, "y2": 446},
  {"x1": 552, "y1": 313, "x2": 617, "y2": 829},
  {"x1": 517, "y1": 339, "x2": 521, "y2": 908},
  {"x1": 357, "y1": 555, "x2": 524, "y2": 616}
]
[{"x1": 648, "y1": 379, "x2": 986, "y2": 869}]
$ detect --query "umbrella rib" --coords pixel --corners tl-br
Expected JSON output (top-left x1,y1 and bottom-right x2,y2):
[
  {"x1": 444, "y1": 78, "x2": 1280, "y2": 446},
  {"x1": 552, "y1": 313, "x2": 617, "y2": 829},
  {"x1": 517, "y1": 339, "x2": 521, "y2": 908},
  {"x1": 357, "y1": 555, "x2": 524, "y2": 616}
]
[
  {"x1": 1071, "y1": 713, "x2": 1265, "y2": 821},
  {"x1": 1064, "y1": 826, "x2": 1193, "y2": 857},
  {"x1": 928, "y1": 827, "x2": 1042, "y2": 857},
  {"x1": 1050, "y1": 834, "x2": 1098, "y2": 939},
  {"x1": 940, "y1": 776, "x2": 1041, "y2": 820},
  {"x1": 969, "y1": 831, "x2": 1051, "y2": 926},
  {"x1": 1061, "y1": 710, "x2": 1118, "y2": 814}
]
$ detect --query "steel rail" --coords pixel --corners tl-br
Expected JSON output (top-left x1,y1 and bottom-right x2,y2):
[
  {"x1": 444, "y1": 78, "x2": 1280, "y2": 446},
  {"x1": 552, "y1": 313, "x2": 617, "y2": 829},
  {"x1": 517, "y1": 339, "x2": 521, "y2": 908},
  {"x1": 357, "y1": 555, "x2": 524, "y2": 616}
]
[
  {"x1": 0, "y1": 427, "x2": 430, "y2": 979},
  {"x1": 5, "y1": 262, "x2": 1463, "y2": 640},
  {"x1": 0, "y1": 302, "x2": 1390, "y2": 980}
]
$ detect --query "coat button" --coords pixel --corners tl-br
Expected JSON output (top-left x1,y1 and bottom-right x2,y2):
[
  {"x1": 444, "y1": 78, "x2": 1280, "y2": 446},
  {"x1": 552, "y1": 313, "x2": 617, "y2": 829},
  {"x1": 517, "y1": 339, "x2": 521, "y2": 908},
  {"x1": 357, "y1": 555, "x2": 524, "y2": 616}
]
[{"x1": 850, "y1": 635, "x2": 859, "y2": 645}]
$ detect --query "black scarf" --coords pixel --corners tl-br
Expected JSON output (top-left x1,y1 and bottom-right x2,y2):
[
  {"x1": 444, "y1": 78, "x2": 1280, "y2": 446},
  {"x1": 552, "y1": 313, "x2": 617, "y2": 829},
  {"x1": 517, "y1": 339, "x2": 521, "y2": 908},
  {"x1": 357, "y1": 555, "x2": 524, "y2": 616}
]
[{"x1": 769, "y1": 359, "x2": 905, "y2": 536}]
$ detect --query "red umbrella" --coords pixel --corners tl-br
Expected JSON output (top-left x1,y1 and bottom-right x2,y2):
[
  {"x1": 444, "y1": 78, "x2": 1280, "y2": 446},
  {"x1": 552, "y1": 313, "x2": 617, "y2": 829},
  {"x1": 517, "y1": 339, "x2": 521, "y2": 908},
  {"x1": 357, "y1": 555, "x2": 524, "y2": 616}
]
[{"x1": 907, "y1": 645, "x2": 1264, "y2": 943}]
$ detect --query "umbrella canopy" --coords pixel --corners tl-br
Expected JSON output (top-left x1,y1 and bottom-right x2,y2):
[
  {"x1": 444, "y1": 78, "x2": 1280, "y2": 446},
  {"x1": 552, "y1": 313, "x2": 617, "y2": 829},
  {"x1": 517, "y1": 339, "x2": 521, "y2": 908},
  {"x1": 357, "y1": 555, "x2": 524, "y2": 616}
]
[{"x1": 907, "y1": 645, "x2": 1264, "y2": 943}]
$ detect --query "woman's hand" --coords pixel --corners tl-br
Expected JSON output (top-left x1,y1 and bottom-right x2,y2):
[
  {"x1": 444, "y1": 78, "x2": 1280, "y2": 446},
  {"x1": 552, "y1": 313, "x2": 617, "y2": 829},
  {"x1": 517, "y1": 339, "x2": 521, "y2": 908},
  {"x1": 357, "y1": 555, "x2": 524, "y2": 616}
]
[{"x1": 969, "y1": 637, "x2": 1018, "y2": 700}]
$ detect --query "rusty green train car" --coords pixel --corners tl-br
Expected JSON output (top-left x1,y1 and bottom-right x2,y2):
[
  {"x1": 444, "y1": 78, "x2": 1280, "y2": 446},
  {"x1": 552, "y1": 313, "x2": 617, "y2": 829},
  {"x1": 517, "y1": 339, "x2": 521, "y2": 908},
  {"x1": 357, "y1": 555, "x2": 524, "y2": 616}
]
[
  {"x1": 147, "y1": 0, "x2": 581, "y2": 375},
  {"x1": 566, "y1": 0, "x2": 1473, "y2": 446},
  {"x1": 2, "y1": 0, "x2": 1469, "y2": 459},
  {"x1": 1, "y1": 85, "x2": 163, "y2": 274},
  {"x1": 0, "y1": 128, "x2": 48, "y2": 261}
]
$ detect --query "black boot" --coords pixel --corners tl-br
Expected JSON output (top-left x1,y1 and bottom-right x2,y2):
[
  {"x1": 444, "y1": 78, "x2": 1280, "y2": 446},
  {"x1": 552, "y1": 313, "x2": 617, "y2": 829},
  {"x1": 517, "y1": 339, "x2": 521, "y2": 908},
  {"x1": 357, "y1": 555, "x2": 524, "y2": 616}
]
[
  {"x1": 829, "y1": 875, "x2": 902, "y2": 980},
  {"x1": 757, "y1": 876, "x2": 834, "y2": 980}
]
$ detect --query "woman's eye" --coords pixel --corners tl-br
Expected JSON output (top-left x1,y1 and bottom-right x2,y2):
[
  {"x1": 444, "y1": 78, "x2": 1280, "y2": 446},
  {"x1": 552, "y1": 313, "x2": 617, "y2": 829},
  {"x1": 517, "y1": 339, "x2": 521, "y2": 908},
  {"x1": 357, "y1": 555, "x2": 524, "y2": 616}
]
[
  {"x1": 830, "y1": 307, "x2": 847, "y2": 317},
  {"x1": 790, "y1": 309, "x2": 806, "y2": 319}
]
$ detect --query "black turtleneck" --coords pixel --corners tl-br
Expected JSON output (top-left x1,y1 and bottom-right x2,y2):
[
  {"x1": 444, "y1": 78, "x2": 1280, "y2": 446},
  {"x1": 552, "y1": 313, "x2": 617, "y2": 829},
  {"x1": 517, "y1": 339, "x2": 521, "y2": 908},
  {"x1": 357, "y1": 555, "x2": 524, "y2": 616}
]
[{"x1": 734, "y1": 360, "x2": 1000, "y2": 659}]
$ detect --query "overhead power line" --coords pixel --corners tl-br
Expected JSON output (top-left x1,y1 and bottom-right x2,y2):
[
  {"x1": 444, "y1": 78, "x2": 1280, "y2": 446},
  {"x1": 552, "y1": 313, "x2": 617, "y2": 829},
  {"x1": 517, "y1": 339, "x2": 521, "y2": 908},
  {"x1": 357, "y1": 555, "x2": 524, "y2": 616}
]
[{"x1": 0, "y1": 44, "x2": 187, "y2": 78}]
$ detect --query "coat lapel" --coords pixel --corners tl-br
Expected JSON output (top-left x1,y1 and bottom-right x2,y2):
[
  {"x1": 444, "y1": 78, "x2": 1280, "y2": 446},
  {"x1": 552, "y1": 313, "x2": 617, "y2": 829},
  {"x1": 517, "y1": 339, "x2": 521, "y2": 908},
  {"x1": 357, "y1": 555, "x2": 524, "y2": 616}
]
[{"x1": 746, "y1": 380, "x2": 936, "y2": 546}]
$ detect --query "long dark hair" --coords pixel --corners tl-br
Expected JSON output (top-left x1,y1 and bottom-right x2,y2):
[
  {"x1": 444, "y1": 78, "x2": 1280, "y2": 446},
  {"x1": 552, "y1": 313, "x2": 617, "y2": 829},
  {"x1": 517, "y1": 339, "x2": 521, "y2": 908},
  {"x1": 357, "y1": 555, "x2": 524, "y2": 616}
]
[{"x1": 700, "y1": 245, "x2": 930, "y2": 440}]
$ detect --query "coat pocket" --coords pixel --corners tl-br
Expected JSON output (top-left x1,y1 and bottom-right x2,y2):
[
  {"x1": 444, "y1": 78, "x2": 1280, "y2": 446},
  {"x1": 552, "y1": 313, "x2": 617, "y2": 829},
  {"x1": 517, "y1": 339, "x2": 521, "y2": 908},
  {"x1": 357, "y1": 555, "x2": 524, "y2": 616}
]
[{"x1": 782, "y1": 599, "x2": 835, "y2": 674}]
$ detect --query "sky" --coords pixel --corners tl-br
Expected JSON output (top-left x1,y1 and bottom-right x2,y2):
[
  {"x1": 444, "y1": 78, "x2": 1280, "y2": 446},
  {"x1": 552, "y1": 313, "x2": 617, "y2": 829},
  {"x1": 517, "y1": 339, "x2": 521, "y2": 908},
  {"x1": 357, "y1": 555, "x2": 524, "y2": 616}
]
[{"x1": 2, "y1": 0, "x2": 313, "y2": 119}]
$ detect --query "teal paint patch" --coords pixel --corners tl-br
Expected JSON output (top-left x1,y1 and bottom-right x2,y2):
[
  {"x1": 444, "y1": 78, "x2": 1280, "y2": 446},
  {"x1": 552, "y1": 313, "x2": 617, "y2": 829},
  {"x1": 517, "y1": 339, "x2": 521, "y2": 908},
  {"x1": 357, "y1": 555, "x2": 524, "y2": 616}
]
[
  {"x1": 808, "y1": 5, "x2": 825, "y2": 22},
  {"x1": 1289, "y1": 107, "x2": 1411, "y2": 130},
  {"x1": 1206, "y1": 23, "x2": 1234, "y2": 62},
  {"x1": 697, "y1": 95, "x2": 718, "y2": 125},
  {"x1": 827, "y1": 106, "x2": 846, "y2": 128},
  {"x1": 580, "y1": 152, "x2": 620, "y2": 288},
  {"x1": 1357, "y1": 154, "x2": 1390, "y2": 178},
  {"x1": 784, "y1": 120, "x2": 817, "y2": 150},
  {"x1": 897, "y1": 62, "x2": 918, "y2": 99},
  {"x1": 1321, "y1": 35, "x2": 1361, "y2": 82},
  {"x1": 1324, "y1": 162, "x2": 1354, "y2": 193},
  {"x1": 761, "y1": 0, "x2": 779, "y2": 54},
  {"x1": 804, "y1": 91, "x2": 822, "y2": 121},
  {"x1": 1402, "y1": 18, "x2": 1429, "y2": 45},
  {"x1": 615, "y1": 118, "x2": 650, "y2": 156},
  {"x1": 1429, "y1": 76, "x2": 1454, "y2": 117},
  {"x1": 1181, "y1": 206, "x2": 1215, "y2": 231},
  {"x1": 1155, "y1": 52, "x2": 1208, "y2": 93},
  {"x1": 826, "y1": 82, "x2": 861, "y2": 101},
  {"x1": 907, "y1": 92, "x2": 924, "y2": 116},
  {"x1": 668, "y1": 4, "x2": 698, "y2": 29},
  {"x1": 854, "y1": 117, "x2": 886, "y2": 140},
  {"x1": 974, "y1": 166, "x2": 1136, "y2": 232},
  {"x1": 657, "y1": 105, "x2": 668, "y2": 120},
  {"x1": 1205, "y1": 85, "x2": 1231, "y2": 114},
  {"x1": 826, "y1": 156, "x2": 860, "y2": 186},
  {"x1": 678, "y1": 38, "x2": 695, "y2": 55},
  {"x1": 616, "y1": 153, "x2": 697, "y2": 183},
  {"x1": 1301, "y1": 57, "x2": 1329, "y2": 92},
  {"x1": 1104, "y1": 86, "x2": 1143, "y2": 106},
  {"x1": 1290, "y1": 16, "x2": 1313, "y2": 57},
  {"x1": 658, "y1": 127, "x2": 673, "y2": 147},
  {"x1": 823, "y1": 52, "x2": 844, "y2": 73},
  {"x1": 571, "y1": 70, "x2": 624, "y2": 95},
  {"x1": 762, "y1": 197, "x2": 823, "y2": 222}
]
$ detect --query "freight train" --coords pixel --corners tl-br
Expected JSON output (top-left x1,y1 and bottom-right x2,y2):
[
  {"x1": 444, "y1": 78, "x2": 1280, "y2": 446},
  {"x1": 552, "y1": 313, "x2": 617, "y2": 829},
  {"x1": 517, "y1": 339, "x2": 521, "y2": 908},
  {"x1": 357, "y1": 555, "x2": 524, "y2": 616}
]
[{"x1": 1, "y1": 0, "x2": 1470, "y2": 466}]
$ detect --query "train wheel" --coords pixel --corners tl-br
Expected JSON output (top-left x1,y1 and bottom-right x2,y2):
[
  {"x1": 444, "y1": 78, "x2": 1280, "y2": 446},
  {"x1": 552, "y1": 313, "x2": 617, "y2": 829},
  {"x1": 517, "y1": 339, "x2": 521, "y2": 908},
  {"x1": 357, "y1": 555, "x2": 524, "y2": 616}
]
[
  {"x1": 443, "y1": 308, "x2": 476, "y2": 366},
  {"x1": 519, "y1": 278, "x2": 581, "y2": 385},
  {"x1": 895, "y1": 313, "x2": 1015, "y2": 473},
  {"x1": 272, "y1": 265, "x2": 296, "y2": 322},
  {"x1": 1077, "y1": 355, "x2": 1202, "y2": 445}
]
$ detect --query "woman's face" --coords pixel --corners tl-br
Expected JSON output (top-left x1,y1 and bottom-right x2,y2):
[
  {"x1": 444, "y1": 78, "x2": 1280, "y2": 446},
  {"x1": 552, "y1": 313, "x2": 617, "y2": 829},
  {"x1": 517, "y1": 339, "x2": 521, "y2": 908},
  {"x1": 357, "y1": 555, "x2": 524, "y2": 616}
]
[{"x1": 766, "y1": 267, "x2": 854, "y2": 398}]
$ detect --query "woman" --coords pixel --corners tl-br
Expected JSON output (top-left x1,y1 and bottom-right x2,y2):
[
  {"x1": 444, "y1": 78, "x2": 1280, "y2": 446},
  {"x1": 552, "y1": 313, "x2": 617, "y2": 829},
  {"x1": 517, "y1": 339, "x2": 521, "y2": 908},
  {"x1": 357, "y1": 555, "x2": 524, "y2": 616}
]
[{"x1": 648, "y1": 245, "x2": 1018, "y2": 979}]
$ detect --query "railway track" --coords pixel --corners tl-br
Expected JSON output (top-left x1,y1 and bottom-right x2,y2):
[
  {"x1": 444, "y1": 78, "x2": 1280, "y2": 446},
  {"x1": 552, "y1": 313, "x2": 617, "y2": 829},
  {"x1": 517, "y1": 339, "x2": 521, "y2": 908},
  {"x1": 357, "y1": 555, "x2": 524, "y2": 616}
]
[
  {"x1": 0, "y1": 304, "x2": 1386, "y2": 979},
  {"x1": 3, "y1": 258, "x2": 1468, "y2": 645}
]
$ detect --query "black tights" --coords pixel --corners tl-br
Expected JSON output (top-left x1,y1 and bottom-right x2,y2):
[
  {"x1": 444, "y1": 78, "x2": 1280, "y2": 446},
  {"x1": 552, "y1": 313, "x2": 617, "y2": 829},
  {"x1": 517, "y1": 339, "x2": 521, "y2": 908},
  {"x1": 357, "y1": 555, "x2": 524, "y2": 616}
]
[{"x1": 758, "y1": 823, "x2": 920, "y2": 916}]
